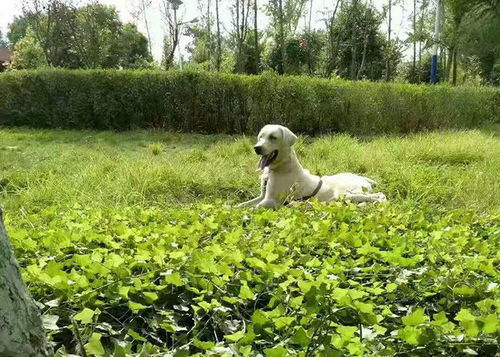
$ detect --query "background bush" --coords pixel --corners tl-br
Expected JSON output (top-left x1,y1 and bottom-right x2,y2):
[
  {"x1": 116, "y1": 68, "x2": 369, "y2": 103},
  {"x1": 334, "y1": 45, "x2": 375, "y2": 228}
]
[{"x1": 0, "y1": 69, "x2": 498, "y2": 135}]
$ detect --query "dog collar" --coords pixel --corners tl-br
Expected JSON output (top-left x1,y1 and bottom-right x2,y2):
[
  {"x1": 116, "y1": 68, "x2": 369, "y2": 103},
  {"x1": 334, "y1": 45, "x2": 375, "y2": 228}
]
[
  {"x1": 282, "y1": 178, "x2": 323, "y2": 206},
  {"x1": 298, "y1": 179, "x2": 323, "y2": 201}
]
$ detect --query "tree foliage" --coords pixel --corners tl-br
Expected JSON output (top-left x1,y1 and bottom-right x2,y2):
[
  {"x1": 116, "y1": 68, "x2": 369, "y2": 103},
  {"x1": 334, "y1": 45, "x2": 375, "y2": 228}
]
[{"x1": 8, "y1": 1, "x2": 152, "y2": 69}]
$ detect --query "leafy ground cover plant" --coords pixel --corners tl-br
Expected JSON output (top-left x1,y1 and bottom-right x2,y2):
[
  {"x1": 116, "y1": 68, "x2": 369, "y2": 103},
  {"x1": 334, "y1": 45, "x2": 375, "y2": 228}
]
[{"x1": 8, "y1": 203, "x2": 499, "y2": 356}]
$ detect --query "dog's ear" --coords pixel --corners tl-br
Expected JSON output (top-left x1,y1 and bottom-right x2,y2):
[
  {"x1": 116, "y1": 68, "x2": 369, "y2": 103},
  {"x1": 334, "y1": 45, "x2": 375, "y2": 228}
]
[{"x1": 280, "y1": 126, "x2": 298, "y2": 147}]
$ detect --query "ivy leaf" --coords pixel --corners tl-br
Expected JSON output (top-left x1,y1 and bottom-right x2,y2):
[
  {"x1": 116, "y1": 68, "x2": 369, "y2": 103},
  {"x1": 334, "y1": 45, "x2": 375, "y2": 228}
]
[
  {"x1": 455, "y1": 309, "x2": 480, "y2": 337},
  {"x1": 164, "y1": 272, "x2": 184, "y2": 286},
  {"x1": 239, "y1": 282, "x2": 255, "y2": 300},
  {"x1": 193, "y1": 339, "x2": 215, "y2": 350},
  {"x1": 402, "y1": 308, "x2": 428, "y2": 326},
  {"x1": 274, "y1": 316, "x2": 295, "y2": 329},
  {"x1": 74, "y1": 308, "x2": 99, "y2": 324},
  {"x1": 264, "y1": 345, "x2": 287, "y2": 357},
  {"x1": 398, "y1": 326, "x2": 422, "y2": 345},
  {"x1": 479, "y1": 314, "x2": 497, "y2": 334},
  {"x1": 85, "y1": 333, "x2": 105, "y2": 355},
  {"x1": 290, "y1": 326, "x2": 310, "y2": 346},
  {"x1": 252, "y1": 310, "x2": 269, "y2": 325},
  {"x1": 225, "y1": 330, "x2": 245, "y2": 342},
  {"x1": 128, "y1": 301, "x2": 147, "y2": 313},
  {"x1": 127, "y1": 329, "x2": 147, "y2": 342}
]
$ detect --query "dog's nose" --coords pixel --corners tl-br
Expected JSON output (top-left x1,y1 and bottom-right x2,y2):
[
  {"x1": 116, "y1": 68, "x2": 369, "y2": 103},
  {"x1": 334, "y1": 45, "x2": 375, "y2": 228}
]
[{"x1": 254, "y1": 146, "x2": 263, "y2": 155}]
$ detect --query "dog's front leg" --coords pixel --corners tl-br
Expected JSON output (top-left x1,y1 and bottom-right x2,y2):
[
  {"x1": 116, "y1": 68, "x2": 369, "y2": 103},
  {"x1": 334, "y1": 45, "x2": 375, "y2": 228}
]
[
  {"x1": 256, "y1": 174, "x2": 292, "y2": 209},
  {"x1": 237, "y1": 172, "x2": 268, "y2": 208}
]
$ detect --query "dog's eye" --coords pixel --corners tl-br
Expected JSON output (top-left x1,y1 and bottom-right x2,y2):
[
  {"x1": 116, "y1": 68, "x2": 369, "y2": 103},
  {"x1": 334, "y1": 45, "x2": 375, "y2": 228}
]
[{"x1": 269, "y1": 135, "x2": 277, "y2": 140}]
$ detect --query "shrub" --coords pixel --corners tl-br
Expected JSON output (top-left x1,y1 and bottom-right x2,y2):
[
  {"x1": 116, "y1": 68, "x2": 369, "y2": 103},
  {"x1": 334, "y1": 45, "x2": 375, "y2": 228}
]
[{"x1": 0, "y1": 69, "x2": 498, "y2": 135}]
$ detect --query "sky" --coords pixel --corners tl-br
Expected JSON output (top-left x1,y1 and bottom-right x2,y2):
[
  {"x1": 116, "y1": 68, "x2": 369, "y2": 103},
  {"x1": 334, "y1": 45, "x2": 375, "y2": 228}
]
[{"x1": 0, "y1": 0, "x2": 423, "y2": 62}]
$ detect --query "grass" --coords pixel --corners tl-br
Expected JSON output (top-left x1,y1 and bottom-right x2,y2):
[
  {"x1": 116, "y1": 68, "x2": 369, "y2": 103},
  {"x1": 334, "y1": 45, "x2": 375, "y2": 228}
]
[
  {"x1": 0, "y1": 127, "x2": 499, "y2": 215},
  {"x1": 1, "y1": 127, "x2": 499, "y2": 356}
]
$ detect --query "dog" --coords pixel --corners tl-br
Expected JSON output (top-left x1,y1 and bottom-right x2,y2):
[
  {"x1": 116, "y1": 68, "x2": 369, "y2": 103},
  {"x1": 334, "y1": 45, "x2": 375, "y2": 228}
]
[{"x1": 238, "y1": 125, "x2": 386, "y2": 209}]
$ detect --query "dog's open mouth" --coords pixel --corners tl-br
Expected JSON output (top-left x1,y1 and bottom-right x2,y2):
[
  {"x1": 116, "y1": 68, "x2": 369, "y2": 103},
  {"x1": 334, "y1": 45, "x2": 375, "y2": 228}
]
[{"x1": 257, "y1": 150, "x2": 278, "y2": 170}]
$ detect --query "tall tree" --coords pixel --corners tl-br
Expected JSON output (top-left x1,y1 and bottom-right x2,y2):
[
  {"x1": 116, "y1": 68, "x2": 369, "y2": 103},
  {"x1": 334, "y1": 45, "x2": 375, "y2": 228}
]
[
  {"x1": 232, "y1": 0, "x2": 252, "y2": 72},
  {"x1": 385, "y1": 0, "x2": 392, "y2": 81},
  {"x1": 254, "y1": 0, "x2": 259, "y2": 71},
  {"x1": 140, "y1": 0, "x2": 153, "y2": 55},
  {"x1": 328, "y1": 0, "x2": 399, "y2": 80},
  {"x1": 0, "y1": 208, "x2": 51, "y2": 356},
  {"x1": 266, "y1": 0, "x2": 308, "y2": 74},
  {"x1": 13, "y1": 1, "x2": 151, "y2": 69},
  {"x1": 215, "y1": 0, "x2": 222, "y2": 71},
  {"x1": 413, "y1": 0, "x2": 417, "y2": 77},
  {"x1": 161, "y1": 0, "x2": 195, "y2": 70}
]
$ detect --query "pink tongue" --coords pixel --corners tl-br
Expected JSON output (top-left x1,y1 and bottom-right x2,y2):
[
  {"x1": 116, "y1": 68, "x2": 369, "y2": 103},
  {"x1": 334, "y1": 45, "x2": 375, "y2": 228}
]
[{"x1": 257, "y1": 156, "x2": 266, "y2": 170}]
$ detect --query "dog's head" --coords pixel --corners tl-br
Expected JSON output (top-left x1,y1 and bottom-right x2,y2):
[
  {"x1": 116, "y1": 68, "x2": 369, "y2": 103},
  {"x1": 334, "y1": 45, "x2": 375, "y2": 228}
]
[{"x1": 254, "y1": 125, "x2": 298, "y2": 170}]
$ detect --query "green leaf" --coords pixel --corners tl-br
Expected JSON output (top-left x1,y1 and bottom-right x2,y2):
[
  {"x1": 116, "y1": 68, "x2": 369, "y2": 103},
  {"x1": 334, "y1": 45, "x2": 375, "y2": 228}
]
[
  {"x1": 193, "y1": 339, "x2": 215, "y2": 350},
  {"x1": 402, "y1": 308, "x2": 428, "y2": 326},
  {"x1": 453, "y1": 285, "x2": 475, "y2": 296},
  {"x1": 128, "y1": 301, "x2": 147, "y2": 313},
  {"x1": 274, "y1": 316, "x2": 295, "y2": 329},
  {"x1": 479, "y1": 314, "x2": 497, "y2": 334},
  {"x1": 455, "y1": 309, "x2": 480, "y2": 337},
  {"x1": 252, "y1": 310, "x2": 269, "y2": 325},
  {"x1": 118, "y1": 286, "x2": 130, "y2": 299},
  {"x1": 398, "y1": 326, "x2": 422, "y2": 345},
  {"x1": 386, "y1": 283, "x2": 398, "y2": 292},
  {"x1": 74, "y1": 308, "x2": 98, "y2": 324},
  {"x1": 239, "y1": 283, "x2": 255, "y2": 300},
  {"x1": 264, "y1": 345, "x2": 287, "y2": 357},
  {"x1": 224, "y1": 330, "x2": 245, "y2": 342},
  {"x1": 127, "y1": 329, "x2": 147, "y2": 342},
  {"x1": 290, "y1": 326, "x2": 310, "y2": 346},
  {"x1": 143, "y1": 292, "x2": 158, "y2": 303},
  {"x1": 164, "y1": 272, "x2": 184, "y2": 286},
  {"x1": 85, "y1": 333, "x2": 105, "y2": 355}
]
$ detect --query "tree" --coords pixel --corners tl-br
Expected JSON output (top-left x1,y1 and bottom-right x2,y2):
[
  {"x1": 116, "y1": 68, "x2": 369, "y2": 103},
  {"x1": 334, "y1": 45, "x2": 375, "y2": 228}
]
[
  {"x1": 0, "y1": 207, "x2": 51, "y2": 356},
  {"x1": 328, "y1": 1, "x2": 399, "y2": 80},
  {"x1": 161, "y1": 0, "x2": 196, "y2": 70},
  {"x1": 7, "y1": 16, "x2": 30, "y2": 47},
  {"x1": 231, "y1": 0, "x2": 252, "y2": 73},
  {"x1": 458, "y1": 1, "x2": 500, "y2": 85},
  {"x1": 265, "y1": 0, "x2": 308, "y2": 74},
  {"x1": 215, "y1": 0, "x2": 222, "y2": 71},
  {"x1": 9, "y1": 27, "x2": 48, "y2": 69},
  {"x1": 11, "y1": 2, "x2": 152, "y2": 69}
]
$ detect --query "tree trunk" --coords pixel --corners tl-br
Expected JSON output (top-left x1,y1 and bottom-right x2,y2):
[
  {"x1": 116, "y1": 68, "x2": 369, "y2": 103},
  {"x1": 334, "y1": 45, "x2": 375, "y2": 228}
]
[
  {"x1": 413, "y1": 0, "x2": 417, "y2": 79},
  {"x1": 452, "y1": 46, "x2": 458, "y2": 85},
  {"x1": 278, "y1": 0, "x2": 286, "y2": 74},
  {"x1": 385, "y1": 0, "x2": 392, "y2": 81},
  {"x1": 0, "y1": 208, "x2": 51, "y2": 356},
  {"x1": 141, "y1": 0, "x2": 153, "y2": 56},
  {"x1": 215, "y1": 0, "x2": 222, "y2": 71},
  {"x1": 308, "y1": 0, "x2": 313, "y2": 31},
  {"x1": 207, "y1": 0, "x2": 212, "y2": 70},
  {"x1": 254, "y1": 0, "x2": 259, "y2": 73}
]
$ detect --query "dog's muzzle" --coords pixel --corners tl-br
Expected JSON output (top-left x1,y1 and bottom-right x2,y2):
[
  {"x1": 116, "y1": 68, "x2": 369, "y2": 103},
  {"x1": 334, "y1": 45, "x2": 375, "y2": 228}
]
[{"x1": 257, "y1": 150, "x2": 278, "y2": 170}]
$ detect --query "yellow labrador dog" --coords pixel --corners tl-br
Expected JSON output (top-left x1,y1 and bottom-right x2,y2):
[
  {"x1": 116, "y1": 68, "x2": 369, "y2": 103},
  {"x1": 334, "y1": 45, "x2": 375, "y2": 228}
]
[{"x1": 238, "y1": 124, "x2": 386, "y2": 209}]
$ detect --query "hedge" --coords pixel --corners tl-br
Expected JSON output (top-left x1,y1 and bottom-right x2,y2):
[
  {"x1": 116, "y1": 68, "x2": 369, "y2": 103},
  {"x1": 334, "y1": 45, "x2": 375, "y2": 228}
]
[{"x1": 0, "y1": 69, "x2": 498, "y2": 135}]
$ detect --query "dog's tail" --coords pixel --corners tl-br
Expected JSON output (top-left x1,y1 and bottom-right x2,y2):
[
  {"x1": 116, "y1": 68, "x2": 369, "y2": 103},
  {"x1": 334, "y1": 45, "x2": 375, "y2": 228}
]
[{"x1": 364, "y1": 177, "x2": 379, "y2": 186}]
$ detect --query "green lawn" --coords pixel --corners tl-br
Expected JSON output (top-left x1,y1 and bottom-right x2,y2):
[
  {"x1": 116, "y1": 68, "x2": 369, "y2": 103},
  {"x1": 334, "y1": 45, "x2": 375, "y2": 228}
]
[
  {"x1": 0, "y1": 127, "x2": 499, "y2": 356},
  {"x1": 1, "y1": 127, "x2": 499, "y2": 213}
]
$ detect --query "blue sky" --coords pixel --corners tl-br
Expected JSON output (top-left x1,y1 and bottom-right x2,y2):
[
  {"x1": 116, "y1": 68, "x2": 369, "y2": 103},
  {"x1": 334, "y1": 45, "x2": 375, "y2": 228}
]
[{"x1": 1, "y1": 0, "x2": 420, "y2": 62}]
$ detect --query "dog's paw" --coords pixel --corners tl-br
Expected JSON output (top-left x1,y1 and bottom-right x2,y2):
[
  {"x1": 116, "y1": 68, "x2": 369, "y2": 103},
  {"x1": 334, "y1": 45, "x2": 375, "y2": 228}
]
[{"x1": 373, "y1": 193, "x2": 387, "y2": 202}]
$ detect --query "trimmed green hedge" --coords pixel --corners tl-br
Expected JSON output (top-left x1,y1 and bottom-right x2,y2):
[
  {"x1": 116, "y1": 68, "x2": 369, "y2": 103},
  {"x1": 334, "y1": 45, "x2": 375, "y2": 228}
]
[{"x1": 0, "y1": 69, "x2": 498, "y2": 134}]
